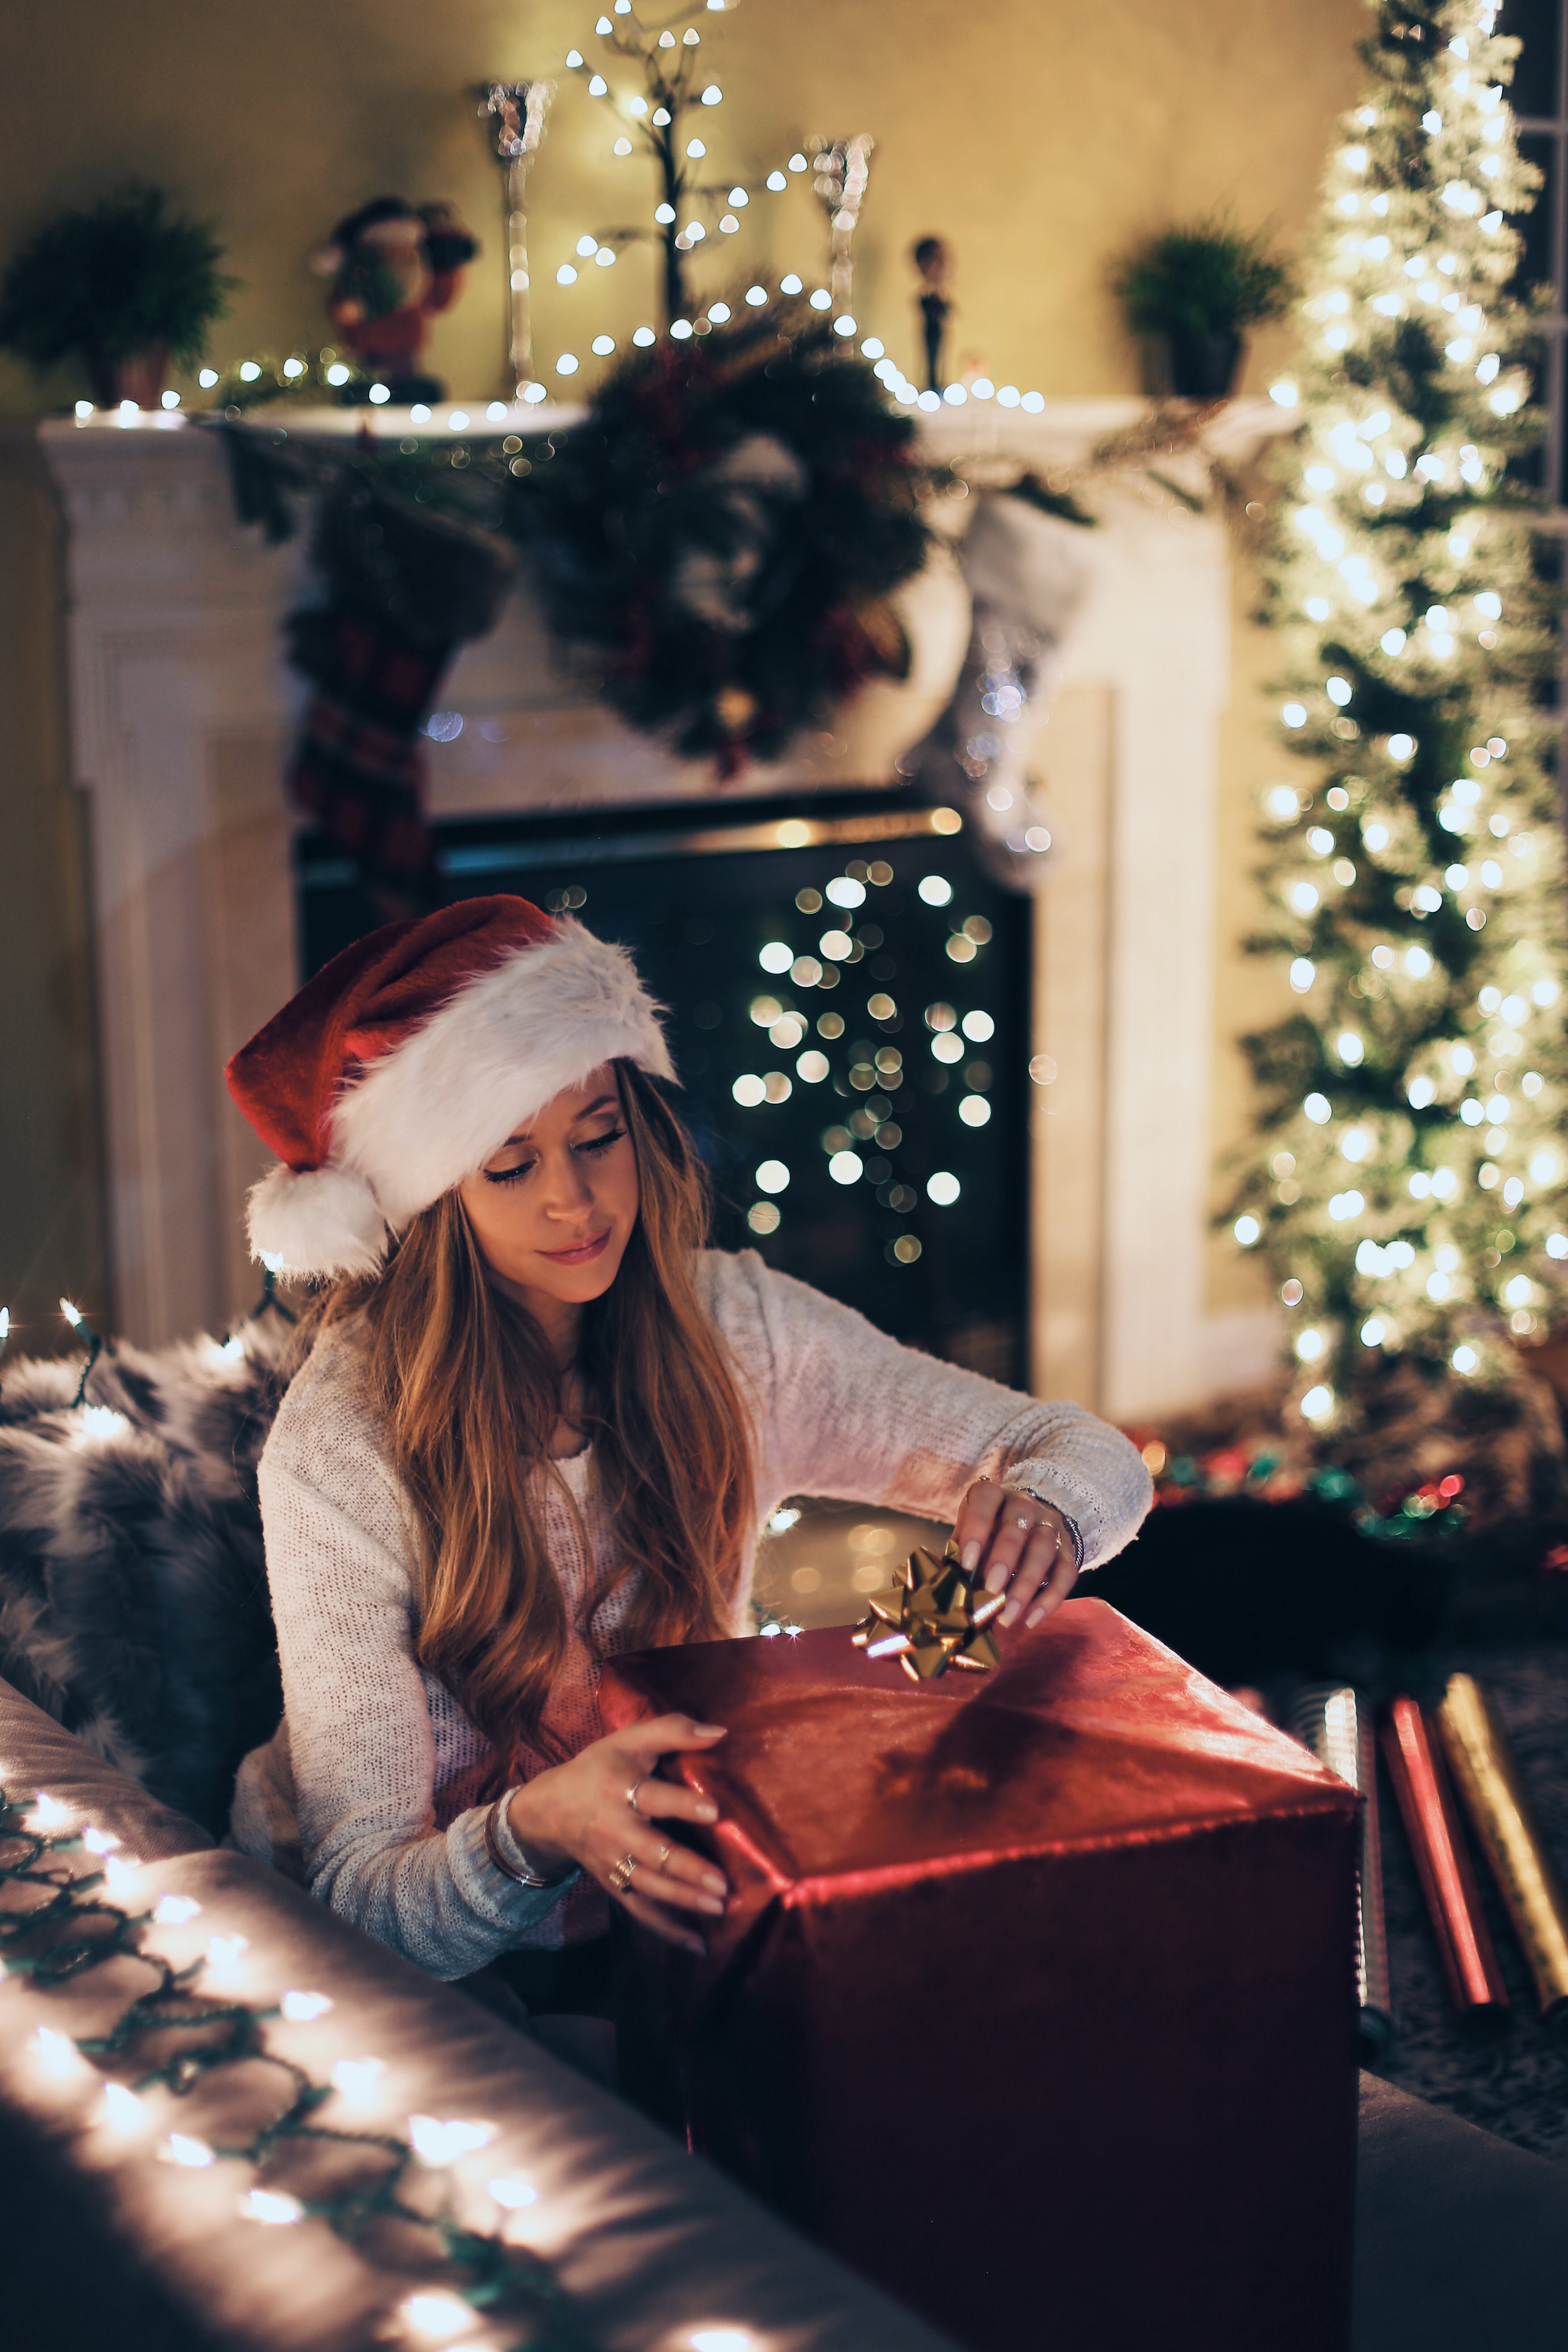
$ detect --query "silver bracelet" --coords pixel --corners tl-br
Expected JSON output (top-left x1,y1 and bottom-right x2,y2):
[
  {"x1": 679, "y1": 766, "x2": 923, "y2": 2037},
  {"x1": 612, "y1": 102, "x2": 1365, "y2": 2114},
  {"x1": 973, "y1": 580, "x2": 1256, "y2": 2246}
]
[
  {"x1": 1020, "y1": 1491, "x2": 1085, "y2": 1568},
  {"x1": 483, "y1": 1793, "x2": 569, "y2": 1890}
]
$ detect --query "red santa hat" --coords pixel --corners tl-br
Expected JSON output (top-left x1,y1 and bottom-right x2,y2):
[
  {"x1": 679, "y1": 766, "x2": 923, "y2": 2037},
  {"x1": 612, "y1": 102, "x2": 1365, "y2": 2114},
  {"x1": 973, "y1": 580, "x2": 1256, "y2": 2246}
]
[{"x1": 225, "y1": 896, "x2": 673, "y2": 1280}]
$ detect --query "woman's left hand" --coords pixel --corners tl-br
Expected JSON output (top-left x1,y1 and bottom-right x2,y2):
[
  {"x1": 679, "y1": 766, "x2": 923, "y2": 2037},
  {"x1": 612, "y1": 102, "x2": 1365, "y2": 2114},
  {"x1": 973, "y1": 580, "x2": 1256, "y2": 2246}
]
[{"x1": 951, "y1": 1480, "x2": 1077, "y2": 1630}]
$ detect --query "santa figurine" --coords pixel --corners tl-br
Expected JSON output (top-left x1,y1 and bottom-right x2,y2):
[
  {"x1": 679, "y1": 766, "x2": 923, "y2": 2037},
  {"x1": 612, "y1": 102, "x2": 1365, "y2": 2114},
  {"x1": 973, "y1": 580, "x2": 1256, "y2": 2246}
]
[{"x1": 310, "y1": 197, "x2": 479, "y2": 403}]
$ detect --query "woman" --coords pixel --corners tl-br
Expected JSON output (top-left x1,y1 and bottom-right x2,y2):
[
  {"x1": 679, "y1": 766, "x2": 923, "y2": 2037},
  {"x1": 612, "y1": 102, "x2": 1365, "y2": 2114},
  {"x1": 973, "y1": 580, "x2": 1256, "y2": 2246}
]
[{"x1": 228, "y1": 896, "x2": 1151, "y2": 2010}]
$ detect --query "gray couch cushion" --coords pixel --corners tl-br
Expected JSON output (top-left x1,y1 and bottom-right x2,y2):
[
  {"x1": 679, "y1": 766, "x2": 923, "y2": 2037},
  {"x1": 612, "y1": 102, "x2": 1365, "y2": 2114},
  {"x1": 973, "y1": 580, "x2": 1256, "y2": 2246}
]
[
  {"x1": 0, "y1": 1672, "x2": 213, "y2": 1860},
  {"x1": 1354, "y1": 2071, "x2": 1568, "y2": 2351}
]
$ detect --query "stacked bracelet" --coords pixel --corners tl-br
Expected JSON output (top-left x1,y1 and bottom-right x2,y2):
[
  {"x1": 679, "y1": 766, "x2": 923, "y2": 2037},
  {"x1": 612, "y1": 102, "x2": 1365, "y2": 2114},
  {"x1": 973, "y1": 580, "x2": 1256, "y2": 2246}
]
[
  {"x1": 483, "y1": 1793, "x2": 568, "y2": 1890},
  {"x1": 1020, "y1": 1492, "x2": 1085, "y2": 1568}
]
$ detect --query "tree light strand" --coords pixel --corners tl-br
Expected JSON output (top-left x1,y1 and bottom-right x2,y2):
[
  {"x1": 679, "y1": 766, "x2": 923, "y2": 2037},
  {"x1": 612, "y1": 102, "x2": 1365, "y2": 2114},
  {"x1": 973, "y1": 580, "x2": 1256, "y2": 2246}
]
[{"x1": 1234, "y1": 0, "x2": 1568, "y2": 1434}]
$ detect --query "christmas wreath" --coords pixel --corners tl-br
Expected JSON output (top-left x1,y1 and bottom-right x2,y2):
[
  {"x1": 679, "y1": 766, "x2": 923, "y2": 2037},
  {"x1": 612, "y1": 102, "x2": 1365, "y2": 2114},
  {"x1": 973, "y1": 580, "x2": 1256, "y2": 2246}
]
[{"x1": 509, "y1": 306, "x2": 930, "y2": 775}]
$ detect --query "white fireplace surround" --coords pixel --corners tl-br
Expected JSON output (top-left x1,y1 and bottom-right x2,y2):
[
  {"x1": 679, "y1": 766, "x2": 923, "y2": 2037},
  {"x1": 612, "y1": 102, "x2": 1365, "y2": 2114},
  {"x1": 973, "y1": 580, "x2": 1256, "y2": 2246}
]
[{"x1": 41, "y1": 399, "x2": 1282, "y2": 1421}]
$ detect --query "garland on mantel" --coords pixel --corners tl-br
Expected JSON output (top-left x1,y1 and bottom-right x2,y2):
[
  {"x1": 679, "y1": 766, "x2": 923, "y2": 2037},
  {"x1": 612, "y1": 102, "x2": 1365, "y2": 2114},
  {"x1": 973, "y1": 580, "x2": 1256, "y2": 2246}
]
[
  {"x1": 224, "y1": 307, "x2": 930, "y2": 910},
  {"x1": 221, "y1": 337, "x2": 1270, "y2": 905}
]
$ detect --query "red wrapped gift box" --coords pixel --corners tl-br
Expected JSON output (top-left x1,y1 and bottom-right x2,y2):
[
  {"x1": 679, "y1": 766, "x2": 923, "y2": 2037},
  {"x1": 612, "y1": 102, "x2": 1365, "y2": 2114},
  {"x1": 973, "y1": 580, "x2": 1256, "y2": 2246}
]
[{"x1": 602, "y1": 1597, "x2": 1360, "y2": 2352}]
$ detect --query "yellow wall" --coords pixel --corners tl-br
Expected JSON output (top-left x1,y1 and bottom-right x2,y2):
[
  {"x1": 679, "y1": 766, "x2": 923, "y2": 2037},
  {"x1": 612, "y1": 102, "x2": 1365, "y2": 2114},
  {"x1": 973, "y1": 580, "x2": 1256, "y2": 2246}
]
[
  {"x1": 1, "y1": 0, "x2": 1364, "y2": 414},
  {"x1": 0, "y1": 0, "x2": 1367, "y2": 1341}
]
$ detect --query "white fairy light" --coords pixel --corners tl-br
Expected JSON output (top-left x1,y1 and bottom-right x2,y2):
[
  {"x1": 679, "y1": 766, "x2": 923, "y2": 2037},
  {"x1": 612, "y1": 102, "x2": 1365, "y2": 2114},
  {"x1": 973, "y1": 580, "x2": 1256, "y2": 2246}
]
[
  {"x1": 102, "y1": 1853, "x2": 143, "y2": 1900},
  {"x1": 34, "y1": 2026, "x2": 86, "y2": 2079},
  {"x1": 401, "y1": 2291, "x2": 479, "y2": 2340},
  {"x1": 100, "y1": 2082, "x2": 147, "y2": 2134},
  {"x1": 240, "y1": 2189, "x2": 305, "y2": 2225},
  {"x1": 280, "y1": 1989, "x2": 334, "y2": 2022},
  {"x1": 409, "y1": 2115, "x2": 497, "y2": 2166},
  {"x1": 330, "y1": 2057, "x2": 384, "y2": 2106}
]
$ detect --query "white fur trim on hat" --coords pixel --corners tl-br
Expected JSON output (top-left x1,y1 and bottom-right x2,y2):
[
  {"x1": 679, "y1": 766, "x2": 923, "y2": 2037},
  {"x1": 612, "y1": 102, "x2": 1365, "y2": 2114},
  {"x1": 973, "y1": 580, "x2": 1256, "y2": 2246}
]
[
  {"x1": 246, "y1": 1162, "x2": 389, "y2": 1281},
  {"x1": 250, "y1": 920, "x2": 674, "y2": 1276}
]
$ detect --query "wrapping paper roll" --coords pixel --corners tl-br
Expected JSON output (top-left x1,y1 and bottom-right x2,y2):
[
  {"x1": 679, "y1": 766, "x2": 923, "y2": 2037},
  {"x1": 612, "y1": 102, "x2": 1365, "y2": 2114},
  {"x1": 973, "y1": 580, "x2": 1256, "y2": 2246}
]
[
  {"x1": 1436, "y1": 1673, "x2": 1568, "y2": 2034},
  {"x1": 1290, "y1": 1685, "x2": 1392, "y2": 2058},
  {"x1": 1381, "y1": 1697, "x2": 1509, "y2": 2028}
]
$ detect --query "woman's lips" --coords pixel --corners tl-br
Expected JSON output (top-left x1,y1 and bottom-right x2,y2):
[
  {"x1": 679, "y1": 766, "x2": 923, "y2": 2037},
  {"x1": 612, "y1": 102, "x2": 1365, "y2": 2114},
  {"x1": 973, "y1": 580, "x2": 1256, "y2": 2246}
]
[{"x1": 538, "y1": 1227, "x2": 612, "y2": 1266}]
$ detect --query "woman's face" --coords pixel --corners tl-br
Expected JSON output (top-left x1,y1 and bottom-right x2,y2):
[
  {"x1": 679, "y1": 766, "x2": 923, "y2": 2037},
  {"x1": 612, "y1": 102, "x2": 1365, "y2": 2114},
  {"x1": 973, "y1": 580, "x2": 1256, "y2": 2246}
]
[{"x1": 456, "y1": 1063, "x2": 640, "y2": 1330}]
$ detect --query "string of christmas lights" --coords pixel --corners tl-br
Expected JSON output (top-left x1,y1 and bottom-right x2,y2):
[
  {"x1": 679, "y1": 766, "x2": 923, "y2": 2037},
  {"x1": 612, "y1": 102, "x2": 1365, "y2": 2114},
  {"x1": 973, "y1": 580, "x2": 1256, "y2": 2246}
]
[
  {"x1": 1232, "y1": 0, "x2": 1568, "y2": 1436},
  {"x1": 0, "y1": 1787, "x2": 600, "y2": 2352}
]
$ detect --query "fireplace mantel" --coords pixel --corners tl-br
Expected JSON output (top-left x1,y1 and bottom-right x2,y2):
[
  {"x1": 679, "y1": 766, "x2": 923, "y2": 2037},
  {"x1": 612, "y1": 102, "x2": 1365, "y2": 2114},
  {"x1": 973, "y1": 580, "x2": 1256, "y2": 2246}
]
[{"x1": 41, "y1": 399, "x2": 1284, "y2": 1418}]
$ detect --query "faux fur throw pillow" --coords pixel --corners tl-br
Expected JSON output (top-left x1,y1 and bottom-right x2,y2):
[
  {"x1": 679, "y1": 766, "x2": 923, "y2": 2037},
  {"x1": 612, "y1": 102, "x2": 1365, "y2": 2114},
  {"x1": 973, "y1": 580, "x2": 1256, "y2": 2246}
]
[{"x1": 0, "y1": 1316, "x2": 288, "y2": 1834}]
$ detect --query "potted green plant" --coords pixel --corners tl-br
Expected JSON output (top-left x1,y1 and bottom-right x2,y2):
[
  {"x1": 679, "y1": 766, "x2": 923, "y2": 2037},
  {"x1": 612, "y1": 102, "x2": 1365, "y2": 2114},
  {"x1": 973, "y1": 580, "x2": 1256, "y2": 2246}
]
[
  {"x1": 1113, "y1": 218, "x2": 1291, "y2": 399},
  {"x1": 0, "y1": 183, "x2": 233, "y2": 409}
]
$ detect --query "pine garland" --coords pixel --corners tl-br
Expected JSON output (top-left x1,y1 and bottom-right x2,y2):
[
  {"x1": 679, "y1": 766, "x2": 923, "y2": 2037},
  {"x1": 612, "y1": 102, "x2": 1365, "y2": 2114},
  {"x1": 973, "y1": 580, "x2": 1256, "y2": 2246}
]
[{"x1": 1232, "y1": 0, "x2": 1568, "y2": 1465}]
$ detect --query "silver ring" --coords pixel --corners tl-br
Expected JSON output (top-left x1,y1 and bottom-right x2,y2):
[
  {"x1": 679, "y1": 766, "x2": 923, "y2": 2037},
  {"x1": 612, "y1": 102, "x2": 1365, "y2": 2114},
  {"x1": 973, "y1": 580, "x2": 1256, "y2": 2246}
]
[
  {"x1": 1015, "y1": 1514, "x2": 1033, "y2": 1530},
  {"x1": 626, "y1": 1778, "x2": 646, "y2": 1814},
  {"x1": 657, "y1": 1844, "x2": 672, "y2": 1868}
]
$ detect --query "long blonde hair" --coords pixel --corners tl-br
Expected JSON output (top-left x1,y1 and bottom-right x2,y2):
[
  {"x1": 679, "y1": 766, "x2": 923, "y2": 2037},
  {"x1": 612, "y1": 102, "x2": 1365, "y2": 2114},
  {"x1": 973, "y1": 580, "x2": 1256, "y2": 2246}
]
[{"x1": 296, "y1": 1061, "x2": 754, "y2": 1766}]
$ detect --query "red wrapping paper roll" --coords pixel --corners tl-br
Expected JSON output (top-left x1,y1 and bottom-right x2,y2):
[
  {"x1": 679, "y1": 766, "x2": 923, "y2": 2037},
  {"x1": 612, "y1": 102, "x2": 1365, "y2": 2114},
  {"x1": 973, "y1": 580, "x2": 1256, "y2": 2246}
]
[{"x1": 1381, "y1": 1697, "x2": 1509, "y2": 2027}]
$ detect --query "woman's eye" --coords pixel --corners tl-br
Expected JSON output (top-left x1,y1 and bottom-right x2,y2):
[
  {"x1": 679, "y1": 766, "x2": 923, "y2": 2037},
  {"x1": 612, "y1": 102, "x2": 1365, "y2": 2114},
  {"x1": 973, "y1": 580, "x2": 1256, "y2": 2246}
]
[
  {"x1": 578, "y1": 1125, "x2": 627, "y2": 1157},
  {"x1": 483, "y1": 1158, "x2": 536, "y2": 1186}
]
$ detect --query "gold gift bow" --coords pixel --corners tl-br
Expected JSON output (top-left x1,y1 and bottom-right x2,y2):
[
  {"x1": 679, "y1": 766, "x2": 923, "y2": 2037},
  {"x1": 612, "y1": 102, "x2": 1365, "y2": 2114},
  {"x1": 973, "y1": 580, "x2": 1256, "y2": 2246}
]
[
  {"x1": 851, "y1": 1541, "x2": 1007, "y2": 1681},
  {"x1": 1436, "y1": 1672, "x2": 1568, "y2": 2027}
]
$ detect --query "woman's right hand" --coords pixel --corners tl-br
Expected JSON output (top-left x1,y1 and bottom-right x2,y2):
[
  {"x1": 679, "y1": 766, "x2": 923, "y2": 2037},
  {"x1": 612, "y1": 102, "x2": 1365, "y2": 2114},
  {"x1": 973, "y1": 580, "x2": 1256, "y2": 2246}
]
[{"x1": 505, "y1": 1714, "x2": 730, "y2": 1955}]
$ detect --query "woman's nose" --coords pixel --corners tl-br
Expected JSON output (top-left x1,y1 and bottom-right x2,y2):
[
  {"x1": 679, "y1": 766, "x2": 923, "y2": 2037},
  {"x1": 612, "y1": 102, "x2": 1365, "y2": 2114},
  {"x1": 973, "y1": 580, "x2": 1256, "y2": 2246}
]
[{"x1": 541, "y1": 1150, "x2": 595, "y2": 1214}]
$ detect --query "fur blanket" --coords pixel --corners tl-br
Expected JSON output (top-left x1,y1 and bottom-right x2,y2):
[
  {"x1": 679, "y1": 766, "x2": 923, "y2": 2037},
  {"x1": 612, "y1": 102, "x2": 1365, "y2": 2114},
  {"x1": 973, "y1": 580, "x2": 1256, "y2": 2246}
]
[{"x1": 0, "y1": 1316, "x2": 288, "y2": 1834}]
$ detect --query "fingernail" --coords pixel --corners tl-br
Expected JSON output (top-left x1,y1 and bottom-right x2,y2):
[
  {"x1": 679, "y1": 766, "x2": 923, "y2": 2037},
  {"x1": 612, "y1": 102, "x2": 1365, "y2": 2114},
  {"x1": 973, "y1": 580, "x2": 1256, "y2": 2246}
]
[
  {"x1": 985, "y1": 1563, "x2": 1008, "y2": 1594},
  {"x1": 683, "y1": 1937, "x2": 706, "y2": 1956},
  {"x1": 695, "y1": 1803, "x2": 719, "y2": 1823},
  {"x1": 999, "y1": 1599, "x2": 1021, "y2": 1627},
  {"x1": 697, "y1": 1895, "x2": 725, "y2": 1915},
  {"x1": 1026, "y1": 1606, "x2": 1046, "y2": 1628},
  {"x1": 960, "y1": 1540, "x2": 981, "y2": 1573},
  {"x1": 701, "y1": 1871, "x2": 726, "y2": 1894},
  {"x1": 693, "y1": 1723, "x2": 726, "y2": 1738}
]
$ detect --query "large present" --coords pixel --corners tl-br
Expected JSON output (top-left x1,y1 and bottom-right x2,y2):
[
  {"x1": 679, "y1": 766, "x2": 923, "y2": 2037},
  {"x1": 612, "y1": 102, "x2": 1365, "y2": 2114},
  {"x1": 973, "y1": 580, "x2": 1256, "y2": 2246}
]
[{"x1": 601, "y1": 1596, "x2": 1361, "y2": 2352}]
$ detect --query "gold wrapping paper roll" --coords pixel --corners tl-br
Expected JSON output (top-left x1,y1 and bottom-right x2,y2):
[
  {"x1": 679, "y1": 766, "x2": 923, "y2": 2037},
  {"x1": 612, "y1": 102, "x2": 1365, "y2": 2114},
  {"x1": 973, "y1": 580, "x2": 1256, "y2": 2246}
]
[{"x1": 1436, "y1": 1674, "x2": 1568, "y2": 2030}]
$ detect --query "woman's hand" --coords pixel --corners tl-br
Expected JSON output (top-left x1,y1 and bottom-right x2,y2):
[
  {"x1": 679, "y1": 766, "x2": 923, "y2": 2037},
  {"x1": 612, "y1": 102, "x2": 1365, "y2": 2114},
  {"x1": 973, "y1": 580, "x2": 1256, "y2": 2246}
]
[
  {"x1": 952, "y1": 1480, "x2": 1077, "y2": 1630},
  {"x1": 505, "y1": 1715, "x2": 730, "y2": 1956}
]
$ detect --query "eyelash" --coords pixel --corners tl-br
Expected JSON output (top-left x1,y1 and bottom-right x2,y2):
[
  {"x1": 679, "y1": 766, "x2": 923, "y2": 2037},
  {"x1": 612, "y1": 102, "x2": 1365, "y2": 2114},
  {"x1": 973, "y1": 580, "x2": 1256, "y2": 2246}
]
[{"x1": 483, "y1": 1126, "x2": 627, "y2": 1186}]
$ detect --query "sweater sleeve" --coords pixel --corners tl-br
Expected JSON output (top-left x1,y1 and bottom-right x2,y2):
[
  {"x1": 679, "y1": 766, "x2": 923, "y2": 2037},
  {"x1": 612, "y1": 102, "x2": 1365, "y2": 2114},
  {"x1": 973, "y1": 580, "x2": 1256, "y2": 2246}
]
[
  {"x1": 729, "y1": 1255, "x2": 1152, "y2": 1567},
  {"x1": 257, "y1": 1375, "x2": 575, "y2": 1980}
]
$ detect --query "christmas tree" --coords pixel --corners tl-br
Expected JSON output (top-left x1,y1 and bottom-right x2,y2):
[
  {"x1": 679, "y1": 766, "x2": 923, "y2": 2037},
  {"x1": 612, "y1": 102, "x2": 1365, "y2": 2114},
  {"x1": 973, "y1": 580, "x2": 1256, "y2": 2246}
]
[{"x1": 1233, "y1": 0, "x2": 1568, "y2": 1463}]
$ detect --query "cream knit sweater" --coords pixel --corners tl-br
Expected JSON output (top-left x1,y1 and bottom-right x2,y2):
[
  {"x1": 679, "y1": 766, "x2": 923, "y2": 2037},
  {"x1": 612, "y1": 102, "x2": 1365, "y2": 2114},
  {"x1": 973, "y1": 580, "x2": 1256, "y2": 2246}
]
[{"x1": 230, "y1": 1249, "x2": 1152, "y2": 1979}]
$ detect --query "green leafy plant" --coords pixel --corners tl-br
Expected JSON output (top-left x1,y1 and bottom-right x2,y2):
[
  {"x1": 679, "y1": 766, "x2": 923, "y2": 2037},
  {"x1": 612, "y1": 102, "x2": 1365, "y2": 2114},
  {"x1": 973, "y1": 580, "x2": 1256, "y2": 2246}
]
[
  {"x1": 1113, "y1": 218, "x2": 1292, "y2": 340},
  {"x1": 0, "y1": 183, "x2": 234, "y2": 402}
]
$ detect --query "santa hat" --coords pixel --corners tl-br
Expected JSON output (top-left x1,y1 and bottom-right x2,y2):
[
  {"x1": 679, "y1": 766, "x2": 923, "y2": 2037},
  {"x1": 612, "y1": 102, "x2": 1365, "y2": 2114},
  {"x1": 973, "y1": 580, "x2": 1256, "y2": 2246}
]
[{"x1": 225, "y1": 896, "x2": 673, "y2": 1280}]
